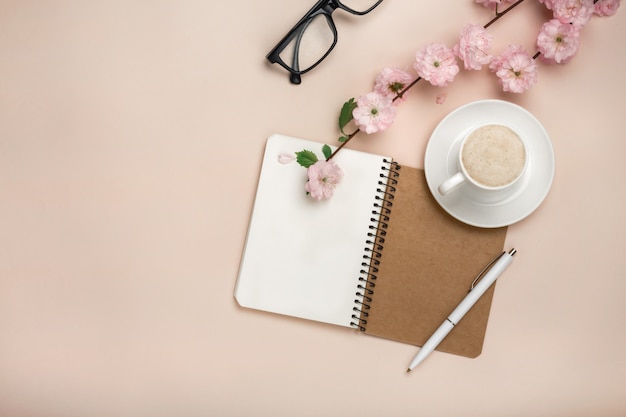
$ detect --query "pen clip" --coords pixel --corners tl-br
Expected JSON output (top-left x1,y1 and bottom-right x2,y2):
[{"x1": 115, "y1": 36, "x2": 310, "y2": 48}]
[{"x1": 469, "y1": 251, "x2": 505, "y2": 291}]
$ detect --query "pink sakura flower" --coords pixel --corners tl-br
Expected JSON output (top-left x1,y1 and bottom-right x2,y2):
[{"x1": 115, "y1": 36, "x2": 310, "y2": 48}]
[
  {"x1": 374, "y1": 67, "x2": 414, "y2": 103},
  {"x1": 414, "y1": 43, "x2": 460, "y2": 87},
  {"x1": 475, "y1": 0, "x2": 516, "y2": 10},
  {"x1": 352, "y1": 92, "x2": 397, "y2": 134},
  {"x1": 594, "y1": 0, "x2": 620, "y2": 16},
  {"x1": 489, "y1": 45, "x2": 538, "y2": 93},
  {"x1": 551, "y1": 0, "x2": 595, "y2": 26},
  {"x1": 304, "y1": 159, "x2": 344, "y2": 200},
  {"x1": 454, "y1": 24, "x2": 494, "y2": 70},
  {"x1": 537, "y1": 19, "x2": 582, "y2": 64}
]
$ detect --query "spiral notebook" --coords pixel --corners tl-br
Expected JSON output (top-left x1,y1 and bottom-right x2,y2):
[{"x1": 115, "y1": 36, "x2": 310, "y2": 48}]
[{"x1": 235, "y1": 134, "x2": 507, "y2": 358}]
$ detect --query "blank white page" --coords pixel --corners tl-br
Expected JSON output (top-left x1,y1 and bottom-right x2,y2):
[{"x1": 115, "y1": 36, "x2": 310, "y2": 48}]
[{"x1": 235, "y1": 134, "x2": 390, "y2": 328}]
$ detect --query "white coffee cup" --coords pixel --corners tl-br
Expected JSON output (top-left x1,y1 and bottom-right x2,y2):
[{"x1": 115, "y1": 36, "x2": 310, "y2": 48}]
[{"x1": 438, "y1": 123, "x2": 528, "y2": 200}]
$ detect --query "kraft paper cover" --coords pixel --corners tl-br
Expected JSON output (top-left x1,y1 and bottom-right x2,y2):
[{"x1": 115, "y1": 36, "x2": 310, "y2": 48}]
[{"x1": 363, "y1": 166, "x2": 507, "y2": 358}]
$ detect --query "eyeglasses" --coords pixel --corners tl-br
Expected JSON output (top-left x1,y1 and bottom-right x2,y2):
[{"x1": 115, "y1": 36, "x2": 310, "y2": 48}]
[{"x1": 266, "y1": 0, "x2": 383, "y2": 85}]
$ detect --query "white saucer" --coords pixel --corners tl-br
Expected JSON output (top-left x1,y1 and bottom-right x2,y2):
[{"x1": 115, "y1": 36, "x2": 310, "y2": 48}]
[{"x1": 424, "y1": 100, "x2": 555, "y2": 228}]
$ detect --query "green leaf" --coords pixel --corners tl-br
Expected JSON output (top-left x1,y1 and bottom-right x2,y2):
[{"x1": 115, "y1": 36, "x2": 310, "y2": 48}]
[
  {"x1": 338, "y1": 98, "x2": 357, "y2": 135},
  {"x1": 322, "y1": 144, "x2": 332, "y2": 160},
  {"x1": 338, "y1": 136, "x2": 348, "y2": 143},
  {"x1": 295, "y1": 149, "x2": 318, "y2": 168}
]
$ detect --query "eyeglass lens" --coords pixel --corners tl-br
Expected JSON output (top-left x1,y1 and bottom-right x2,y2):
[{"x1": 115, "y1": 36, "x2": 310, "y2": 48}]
[{"x1": 278, "y1": 14, "x2": 335, "y2": 76}]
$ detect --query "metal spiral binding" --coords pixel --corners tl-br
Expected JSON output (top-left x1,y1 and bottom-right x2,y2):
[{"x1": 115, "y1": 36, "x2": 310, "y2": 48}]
[{"x1": 350, "y1": 159, "x2": 401, "y2": 331}]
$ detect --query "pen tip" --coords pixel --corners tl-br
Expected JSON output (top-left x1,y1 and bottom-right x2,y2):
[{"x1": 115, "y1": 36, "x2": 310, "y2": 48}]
[{"x1": 406, "y1": 368, "x2": 411, "y2": 373}]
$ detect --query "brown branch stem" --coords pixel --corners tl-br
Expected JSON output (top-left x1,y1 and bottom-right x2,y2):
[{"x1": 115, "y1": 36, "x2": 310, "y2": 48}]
[
  {"x1": 484, "y1": 0, "x2": 526, "y2": 29},
  {"x1": 327, "y1": 129, "x2": 361, "y2": 160},
  {"x1": 395, "y1": 76, "x2": 423, "y2": 102}
]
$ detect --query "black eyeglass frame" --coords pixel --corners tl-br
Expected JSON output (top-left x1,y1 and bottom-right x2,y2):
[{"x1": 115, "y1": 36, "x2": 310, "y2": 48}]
[{"x1": 266, "y1": 0, "x2": 383, "y2": 84}]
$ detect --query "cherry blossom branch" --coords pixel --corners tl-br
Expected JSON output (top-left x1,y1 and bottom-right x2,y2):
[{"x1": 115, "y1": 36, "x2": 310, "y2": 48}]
[
  {"x1": 396, "y1": 0, "x2": 529, "y2": 98},
  {"x1": 326, "y1": 0, "x2": 612, "y2": 164},
  {"x1": 303, "y1": 0, "x2": 618, "y2": 200},
  {"x1": 327, "y1": 0, "x2": 528, "y2": 161}
]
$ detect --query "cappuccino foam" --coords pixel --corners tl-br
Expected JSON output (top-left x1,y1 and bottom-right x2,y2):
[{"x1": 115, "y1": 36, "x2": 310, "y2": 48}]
[{"x1": 461, "y1": 125, "x2": 525, "y2": 187}]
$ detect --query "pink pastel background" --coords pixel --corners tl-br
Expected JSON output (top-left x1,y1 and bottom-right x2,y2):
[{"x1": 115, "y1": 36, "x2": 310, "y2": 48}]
[{"x1": 1, "y1": 1, "x2": 624, "y2": 416}]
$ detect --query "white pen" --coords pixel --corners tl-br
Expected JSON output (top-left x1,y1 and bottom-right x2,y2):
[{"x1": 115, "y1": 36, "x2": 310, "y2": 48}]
[{"x1": 407, "y1": 248, "x2": 517, "y2": 372}]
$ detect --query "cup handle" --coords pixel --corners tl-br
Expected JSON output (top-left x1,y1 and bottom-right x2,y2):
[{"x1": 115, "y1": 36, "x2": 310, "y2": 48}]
[{"x1": 438, "y1": 172, "x2": 465, "y2": 195}]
